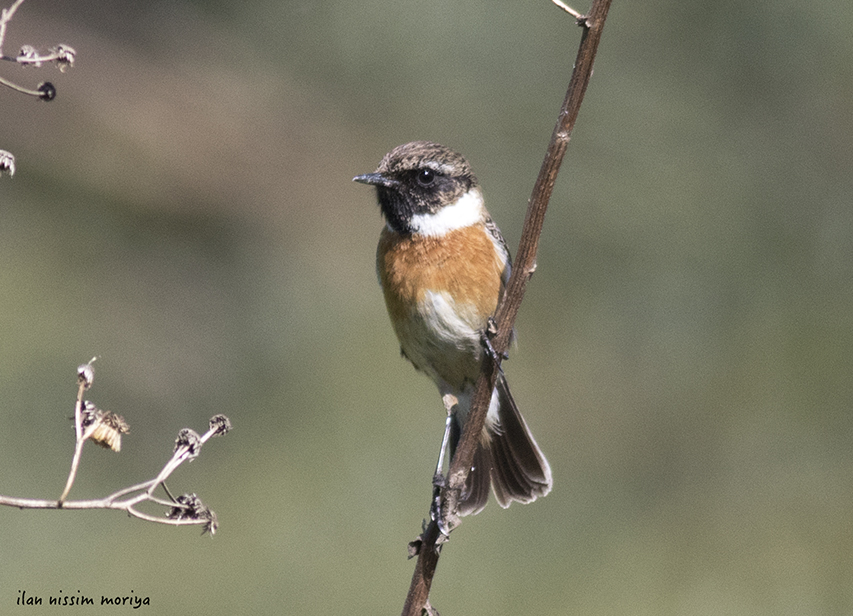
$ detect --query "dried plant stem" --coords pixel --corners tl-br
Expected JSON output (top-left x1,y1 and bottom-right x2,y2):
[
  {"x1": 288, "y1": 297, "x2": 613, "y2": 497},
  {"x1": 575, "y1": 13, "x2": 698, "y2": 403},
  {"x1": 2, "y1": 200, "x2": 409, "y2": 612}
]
[
  {"x1": 0, "y1": 73, "x2": 43, "y2": 95},
  {"x1": 0, "y1": 0, "x2": 26, "y2": 56},
  {"x1": 57, "y1": 378, "x2": 90, "y2": 505},
  {"x1": 401, "y1": 1, "x2": 613, "y2": 614},
  {"x1": 0, "y1": 360, "x2": 230, "y2": 534},
  {"x1": 1, "y1": 424, "x2": 224, "y2": 531},
  {"x1": 1, "y1": 422, "x2": 224, "y2": 530}
]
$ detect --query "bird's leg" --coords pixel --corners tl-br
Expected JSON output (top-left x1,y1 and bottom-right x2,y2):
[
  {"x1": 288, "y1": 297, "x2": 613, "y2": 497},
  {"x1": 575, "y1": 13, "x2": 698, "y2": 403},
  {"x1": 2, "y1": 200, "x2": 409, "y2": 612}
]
[
  {"x1": 481, "y1": 316, "x2": 509, "y2": 362},
  {"x1": 432, "y1": 394, "x2": 457, "y2": 487},
  {"x1": 431, "y1": 394, "x2": 458, "y2": 535}
]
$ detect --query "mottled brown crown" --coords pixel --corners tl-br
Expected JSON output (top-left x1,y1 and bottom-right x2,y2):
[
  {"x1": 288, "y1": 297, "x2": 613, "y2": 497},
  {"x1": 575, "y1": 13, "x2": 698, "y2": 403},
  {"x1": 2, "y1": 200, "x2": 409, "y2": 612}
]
[{"x1": 354, "y1": 141, "x2": 478, "y2": 234}]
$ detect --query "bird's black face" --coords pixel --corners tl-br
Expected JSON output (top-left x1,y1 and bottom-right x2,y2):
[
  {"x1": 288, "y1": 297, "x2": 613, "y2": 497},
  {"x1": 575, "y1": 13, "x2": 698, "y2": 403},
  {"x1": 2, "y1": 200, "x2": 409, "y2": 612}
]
[{"x1": 354, "y1": 141, "x2": 478, "y2": 234}]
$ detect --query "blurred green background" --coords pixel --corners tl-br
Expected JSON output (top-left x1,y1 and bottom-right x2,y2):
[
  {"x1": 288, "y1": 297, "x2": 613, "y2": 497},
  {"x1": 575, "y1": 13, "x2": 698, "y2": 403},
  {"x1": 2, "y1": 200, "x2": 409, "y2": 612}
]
[{"x1": 1, "y1": 0, "x2": 852, "y2": 613}]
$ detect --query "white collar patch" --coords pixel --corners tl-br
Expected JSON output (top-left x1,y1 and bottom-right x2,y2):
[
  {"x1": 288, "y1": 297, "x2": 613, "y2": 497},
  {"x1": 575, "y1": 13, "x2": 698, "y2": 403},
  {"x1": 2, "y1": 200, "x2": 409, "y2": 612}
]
[{"x1": 408, "y1": 188, "x2": 485, "y2": 237}]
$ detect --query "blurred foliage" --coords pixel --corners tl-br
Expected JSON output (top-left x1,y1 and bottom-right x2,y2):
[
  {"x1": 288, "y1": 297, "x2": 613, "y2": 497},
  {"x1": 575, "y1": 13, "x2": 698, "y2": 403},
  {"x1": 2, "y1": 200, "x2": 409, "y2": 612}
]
[{"x1": 1, "y1": 0, "x2": 852, "y2": 614}]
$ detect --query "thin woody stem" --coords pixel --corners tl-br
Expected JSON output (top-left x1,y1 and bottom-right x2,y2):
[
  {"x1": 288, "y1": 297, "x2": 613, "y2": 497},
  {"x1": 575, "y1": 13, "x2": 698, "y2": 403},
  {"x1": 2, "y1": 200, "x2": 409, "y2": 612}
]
[
  {"x1": 401, "y1": 1, "x2": 613, "y2": 614},
  {"x1": 0, "y1": 0, "x2": 27, "y2": 57},
  {"x1": 2, "y1": 423, "x2": 221, "y2": 529},
  {"x1": 0, "y1": 73, "x2": 44, "y2": 96},
  {"x1": 0, "y1": 359, "x2": 228, "y2": 534},
  {"x1": 57, "y1": 379, "x2": 89, "y2": 506},
  {"x1": 551, "y1": 0, "x2": 584, "y2": 19}
]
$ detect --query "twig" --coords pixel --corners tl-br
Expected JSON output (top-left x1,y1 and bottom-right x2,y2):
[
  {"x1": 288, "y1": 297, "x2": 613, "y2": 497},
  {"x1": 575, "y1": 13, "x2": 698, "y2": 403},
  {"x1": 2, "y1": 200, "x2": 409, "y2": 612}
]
[
  {"x1": 551, "y1": 0, "x2": 585, "y2": 21},
  {"x1": 0, "y1": 75, "x2": 56, "y2": 99},
  {"x1": 0, "y1": 360, "x2": 232, "y2": 535},
  {"x1": 0, "y1": 0, "x2": 26, "y2": 57},
  {"x1": 0, "y1": 0, "x2": 74, "y2": 177},
  {"x1": 401, "y1": 1, "x2": 613, "y2": 614},
  {"x1": 0, "y1": 0, "x2": 76, "y2": 69},
  {"x1": 57, "y1": 360, "x2": 96, "y2": 505}
]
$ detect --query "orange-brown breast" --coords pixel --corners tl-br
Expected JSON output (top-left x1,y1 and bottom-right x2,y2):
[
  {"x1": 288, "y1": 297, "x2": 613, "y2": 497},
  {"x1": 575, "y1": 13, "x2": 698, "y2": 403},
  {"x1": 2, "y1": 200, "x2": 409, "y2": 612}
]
[{"x1": 376, "y1": 224, "x2": 506, "y2": 327}]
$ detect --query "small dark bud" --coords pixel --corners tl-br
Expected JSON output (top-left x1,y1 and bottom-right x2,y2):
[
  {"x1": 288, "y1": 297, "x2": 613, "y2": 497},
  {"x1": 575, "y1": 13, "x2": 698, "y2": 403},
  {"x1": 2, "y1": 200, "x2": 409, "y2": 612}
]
[
  {"x1": 407, "y1": 537, "x2": 423, "y2": 559},
  {"x1": 37, "y1": 82, "x2": 56, "y2": 101}
]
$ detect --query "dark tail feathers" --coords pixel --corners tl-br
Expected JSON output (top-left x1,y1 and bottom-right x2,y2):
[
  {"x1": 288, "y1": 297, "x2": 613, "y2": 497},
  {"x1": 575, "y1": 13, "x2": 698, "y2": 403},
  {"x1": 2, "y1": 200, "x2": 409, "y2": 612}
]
[{"x1": 453, "y1": 374, "x2": 553, "y2": 516}]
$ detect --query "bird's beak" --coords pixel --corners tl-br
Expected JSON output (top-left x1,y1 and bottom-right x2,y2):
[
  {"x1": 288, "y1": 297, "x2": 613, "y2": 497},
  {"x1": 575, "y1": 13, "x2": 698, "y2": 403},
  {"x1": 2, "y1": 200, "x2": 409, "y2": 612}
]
[{"x1": 353, "y1": 172, "x2": 398, "y2": 188}]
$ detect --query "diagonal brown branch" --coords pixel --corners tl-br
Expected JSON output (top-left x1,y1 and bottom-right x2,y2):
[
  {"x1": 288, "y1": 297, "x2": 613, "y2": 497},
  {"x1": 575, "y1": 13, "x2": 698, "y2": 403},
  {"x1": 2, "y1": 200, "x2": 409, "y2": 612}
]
[{"x1": 401, "y1": 1, "x2": 613, "y2": 614}]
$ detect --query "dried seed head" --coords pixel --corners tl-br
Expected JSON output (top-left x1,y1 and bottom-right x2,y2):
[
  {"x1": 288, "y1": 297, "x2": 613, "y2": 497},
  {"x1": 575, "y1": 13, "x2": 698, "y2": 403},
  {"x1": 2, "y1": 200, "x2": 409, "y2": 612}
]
[
  {"x1": 53, "y1": 44, "x2": 75, "y2": 72},
  {"x1": 81, "y1": 405, "x2": 129, "y2": 452},
  {"x1": 17, "y1": 45, "x2": 40, "y2": 66},
  {"x1": 167, "y1": 493, "x2": 218, "y2": 535},
  {"x1": 77, "y1": 362, "x2": 95, "y2": 389},
  {"x1": 0, "y1": 150, "x2": 15, "y2": 177},
  {"x1": 174, "y1": 428, "x2": 202, "y2": 459},
  {"x1": 209, "y1": 414, "x2": 232, "y2": 437}
]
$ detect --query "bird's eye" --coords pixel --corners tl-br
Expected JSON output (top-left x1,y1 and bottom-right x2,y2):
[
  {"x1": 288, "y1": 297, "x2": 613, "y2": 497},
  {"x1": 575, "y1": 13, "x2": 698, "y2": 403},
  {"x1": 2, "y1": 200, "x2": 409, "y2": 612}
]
[{"x1": 417, "y1": 168, "x2": 435, "y2": 186}]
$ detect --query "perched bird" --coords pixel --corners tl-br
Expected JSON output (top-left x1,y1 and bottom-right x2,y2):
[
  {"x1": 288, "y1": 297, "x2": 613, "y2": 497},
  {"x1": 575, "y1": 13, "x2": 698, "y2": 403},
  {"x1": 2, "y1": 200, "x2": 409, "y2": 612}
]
[{"x1": 354, "y1": 141, "x2": 552, "y2": 515}]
